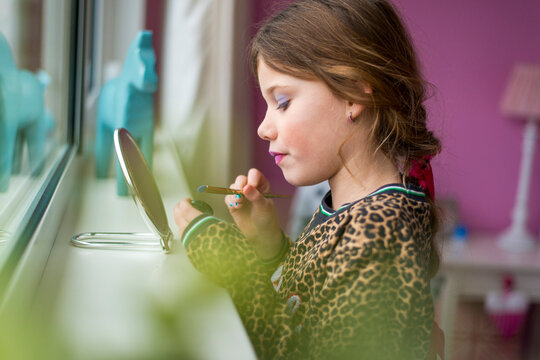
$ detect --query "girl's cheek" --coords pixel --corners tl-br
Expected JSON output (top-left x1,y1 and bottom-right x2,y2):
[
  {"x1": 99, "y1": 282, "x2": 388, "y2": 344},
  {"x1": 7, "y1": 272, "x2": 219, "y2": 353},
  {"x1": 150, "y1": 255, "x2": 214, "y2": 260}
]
[{"x1": 285, "y1": 130, "x2": 308, "y2": 150}]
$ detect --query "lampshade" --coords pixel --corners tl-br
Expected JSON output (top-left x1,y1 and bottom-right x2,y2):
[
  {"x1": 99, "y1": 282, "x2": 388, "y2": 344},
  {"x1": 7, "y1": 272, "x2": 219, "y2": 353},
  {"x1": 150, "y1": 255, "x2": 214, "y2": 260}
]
[{"x1": 501, "y1": 64, "x2": 540, "y2": 120}]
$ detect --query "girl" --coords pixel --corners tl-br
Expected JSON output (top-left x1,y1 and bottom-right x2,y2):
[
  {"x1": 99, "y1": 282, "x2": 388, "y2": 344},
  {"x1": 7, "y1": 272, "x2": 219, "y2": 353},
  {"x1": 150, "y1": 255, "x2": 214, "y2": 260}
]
[{"x1": 174, "y1": 0, "x2": 443, "y2": 359}]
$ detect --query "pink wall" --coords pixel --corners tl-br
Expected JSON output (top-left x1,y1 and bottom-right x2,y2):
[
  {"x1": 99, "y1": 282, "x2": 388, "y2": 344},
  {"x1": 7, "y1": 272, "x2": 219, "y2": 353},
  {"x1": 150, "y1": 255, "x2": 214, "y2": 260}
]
[
  {"x1": 250, "y1": 0, "x2": 540, "y2": 236},
  {"x1": 250, "y1": 0, "x2": 296, "y2": 228}
]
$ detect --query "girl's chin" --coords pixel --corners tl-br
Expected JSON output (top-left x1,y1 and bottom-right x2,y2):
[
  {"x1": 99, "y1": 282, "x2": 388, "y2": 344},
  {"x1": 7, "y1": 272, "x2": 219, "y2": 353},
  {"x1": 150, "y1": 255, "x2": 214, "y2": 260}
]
[
  {"x1": 281, "y1": 171, "x2": 302, "y2": 187},
  {"x1": 282, "y1": 170, "x2": 323, "y2": 187}
]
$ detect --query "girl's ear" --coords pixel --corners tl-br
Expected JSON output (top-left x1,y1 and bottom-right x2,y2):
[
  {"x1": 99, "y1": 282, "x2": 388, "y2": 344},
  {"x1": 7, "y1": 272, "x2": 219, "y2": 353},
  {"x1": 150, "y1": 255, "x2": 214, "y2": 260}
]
[
  {"x1": 347, "y1": 82, "x2": 372, "y2": 120},
  {"x1": 347, "y1": 102, "x2": 365, "y2": 121}
]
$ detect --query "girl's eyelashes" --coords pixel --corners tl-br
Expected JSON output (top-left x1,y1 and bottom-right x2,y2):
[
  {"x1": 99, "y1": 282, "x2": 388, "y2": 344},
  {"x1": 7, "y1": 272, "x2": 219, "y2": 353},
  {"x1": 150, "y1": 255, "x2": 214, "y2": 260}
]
[
  {"x1": 276, "y1": 99, "x2": 290, "y2": 111},
  {"x1": 275, "y1": 95, "x2": 290, "y2": 111}
]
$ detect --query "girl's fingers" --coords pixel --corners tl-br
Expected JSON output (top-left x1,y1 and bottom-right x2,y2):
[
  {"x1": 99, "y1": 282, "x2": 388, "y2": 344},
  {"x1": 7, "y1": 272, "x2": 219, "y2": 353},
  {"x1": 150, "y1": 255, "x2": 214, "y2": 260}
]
[
  {"x1": 225, "y1": 175, "x2": 248, "y2": 210},
  {"x1": 247, "y1": 168, "x2": 271, "y2": 194},
  {"x1": 244, "y1": 169, "x2": 272, "y2": 207},
  {"x1": 226, "y1": 193, "x2": 244, "y2": 211},
  {"x1": 174, "y1": 198, "x2": 202, "y2": 221},
  {"x1": 226, "y1": 169, "x2": 271, "y2": 210},
  {"x1": 232, "y1": 175, "x2": 247, "y2": 190},
  {"x1": 173, "y1": 198, "x2": 203, "y2": 234},
  {"x1": 242, "y1": 183, "x2": 263, "y2": 202}
]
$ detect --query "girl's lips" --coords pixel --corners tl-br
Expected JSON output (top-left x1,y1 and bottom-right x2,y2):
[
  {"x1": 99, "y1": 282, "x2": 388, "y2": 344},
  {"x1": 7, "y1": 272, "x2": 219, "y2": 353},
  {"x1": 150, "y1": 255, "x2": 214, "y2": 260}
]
[{"x1": 269, "y1": 151, "x2": 286, "y2": 165}]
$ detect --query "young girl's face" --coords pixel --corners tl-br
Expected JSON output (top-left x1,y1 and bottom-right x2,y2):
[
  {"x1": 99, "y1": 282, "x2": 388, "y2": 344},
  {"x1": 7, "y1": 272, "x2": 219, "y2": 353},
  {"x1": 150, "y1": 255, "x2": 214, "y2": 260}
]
[{"x1": 257, "y1": 58, "x2": 354, "y2": 186}]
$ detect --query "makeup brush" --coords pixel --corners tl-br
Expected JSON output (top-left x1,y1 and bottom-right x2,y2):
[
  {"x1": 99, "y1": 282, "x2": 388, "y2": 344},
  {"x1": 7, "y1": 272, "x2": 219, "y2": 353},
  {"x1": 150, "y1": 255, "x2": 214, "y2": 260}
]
[{"x1": 197, "y1": 185, "x2": 291, "y2": 199}]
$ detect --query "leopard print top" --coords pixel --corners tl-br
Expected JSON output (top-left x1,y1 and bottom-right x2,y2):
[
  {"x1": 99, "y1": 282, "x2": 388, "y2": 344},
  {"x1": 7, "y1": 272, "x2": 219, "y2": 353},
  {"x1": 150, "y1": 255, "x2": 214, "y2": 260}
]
[{"x1": 182, "y1": 183, "x2": 434, "y2": 359}]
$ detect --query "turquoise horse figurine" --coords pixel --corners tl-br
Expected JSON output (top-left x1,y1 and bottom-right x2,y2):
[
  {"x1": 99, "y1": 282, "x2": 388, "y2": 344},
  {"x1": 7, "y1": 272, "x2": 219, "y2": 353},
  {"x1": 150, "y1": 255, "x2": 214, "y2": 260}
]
[
  {"x1": 95, "y1": 30, "x2": 158, "y2": 196},
  {"x1": 0, "y1": 32, "x2": 52, "y2": 192}
]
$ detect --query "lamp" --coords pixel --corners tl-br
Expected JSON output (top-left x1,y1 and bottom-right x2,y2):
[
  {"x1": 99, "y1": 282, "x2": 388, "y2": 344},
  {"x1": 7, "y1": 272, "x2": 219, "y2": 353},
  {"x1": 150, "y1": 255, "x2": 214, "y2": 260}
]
[{"x1": 498, "y1": 64, "x2": 540, "y2": 252}]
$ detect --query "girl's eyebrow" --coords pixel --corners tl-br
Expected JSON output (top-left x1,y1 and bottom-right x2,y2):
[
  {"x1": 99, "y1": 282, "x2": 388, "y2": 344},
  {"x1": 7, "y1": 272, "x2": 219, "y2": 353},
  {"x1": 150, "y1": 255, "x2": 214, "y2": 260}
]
[{"x1": 264, "y1": 85, "x2": 291, "y2": 97}]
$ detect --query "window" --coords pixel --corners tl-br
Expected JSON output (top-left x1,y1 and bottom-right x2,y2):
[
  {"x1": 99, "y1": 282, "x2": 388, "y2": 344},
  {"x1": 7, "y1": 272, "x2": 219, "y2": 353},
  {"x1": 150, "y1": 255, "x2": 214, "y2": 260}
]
[
  {"x1": 0, "y1": 0, "x2": 252, "y2": 302},
  {"x1": 0, "y1": 0, "x2": 83, "y2": 298}
]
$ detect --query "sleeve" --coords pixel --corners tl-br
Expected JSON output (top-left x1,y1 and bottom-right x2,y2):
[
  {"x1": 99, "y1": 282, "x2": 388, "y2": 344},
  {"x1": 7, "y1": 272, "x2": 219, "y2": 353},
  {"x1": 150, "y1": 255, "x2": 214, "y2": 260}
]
[
  {"x1": 182, "y1": 214, "x2": 290, "y2": 289},
  {"x1": 306, "y1": 219, "x2": 433, "y2": 360},
  {"x1": 182, "y1": 214, "x2": 292, "y2": 356}
]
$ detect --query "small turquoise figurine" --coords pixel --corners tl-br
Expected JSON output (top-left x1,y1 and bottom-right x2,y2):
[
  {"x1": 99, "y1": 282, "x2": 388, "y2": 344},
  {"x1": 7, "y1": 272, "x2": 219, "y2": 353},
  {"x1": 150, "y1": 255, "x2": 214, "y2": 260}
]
[
  {"x1": 0, "y1": 32, "x2": 52, "y2": 192},
  {"x1": 95, "y1": 30, "x2": 158, "y2": 196}
]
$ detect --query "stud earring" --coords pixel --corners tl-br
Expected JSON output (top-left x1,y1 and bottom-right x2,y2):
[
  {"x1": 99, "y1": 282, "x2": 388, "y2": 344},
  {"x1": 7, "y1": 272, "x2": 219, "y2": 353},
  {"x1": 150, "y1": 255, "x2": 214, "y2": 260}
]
[{"x1": 348, "y1": 112, "x2": 354, "y2": 122}]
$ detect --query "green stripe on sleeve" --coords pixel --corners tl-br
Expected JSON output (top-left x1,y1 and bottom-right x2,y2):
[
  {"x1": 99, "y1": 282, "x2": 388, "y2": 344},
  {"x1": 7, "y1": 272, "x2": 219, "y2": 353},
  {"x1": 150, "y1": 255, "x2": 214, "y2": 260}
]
[{"x1": 182, "y1": 216, "x2": 221, "y2": 247}]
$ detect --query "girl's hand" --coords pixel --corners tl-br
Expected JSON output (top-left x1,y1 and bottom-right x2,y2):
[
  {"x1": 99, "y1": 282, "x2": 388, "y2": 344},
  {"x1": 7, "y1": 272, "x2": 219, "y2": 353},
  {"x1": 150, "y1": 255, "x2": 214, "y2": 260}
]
[
  {"x1": 173, "y1": 198, "x2": 203, "y2": 238},
  {"x1": 226, "y1": 168, "x2": 283, "y2": 260}
]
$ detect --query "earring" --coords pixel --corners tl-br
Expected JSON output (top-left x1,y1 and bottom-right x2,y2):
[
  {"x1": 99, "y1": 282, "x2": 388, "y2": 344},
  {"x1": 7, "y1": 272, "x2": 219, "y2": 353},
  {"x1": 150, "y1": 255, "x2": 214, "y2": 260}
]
[{"x1": 348, "y1": 112, "x2": 354, "y2": 122}]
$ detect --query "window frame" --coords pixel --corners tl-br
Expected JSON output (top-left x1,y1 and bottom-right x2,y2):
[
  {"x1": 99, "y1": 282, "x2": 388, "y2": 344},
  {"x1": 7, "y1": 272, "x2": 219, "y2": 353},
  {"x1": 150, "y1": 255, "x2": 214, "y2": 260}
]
[{"x1": 0, "y1": 0, "x2": 85, "y2": 302}]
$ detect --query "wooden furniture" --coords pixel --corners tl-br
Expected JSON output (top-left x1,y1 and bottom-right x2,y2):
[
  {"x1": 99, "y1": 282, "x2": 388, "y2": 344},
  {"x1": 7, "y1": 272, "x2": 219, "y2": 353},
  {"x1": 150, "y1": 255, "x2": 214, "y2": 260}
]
[{"x1": 438, "y1": 235, "x2": 540, "y2": 360}]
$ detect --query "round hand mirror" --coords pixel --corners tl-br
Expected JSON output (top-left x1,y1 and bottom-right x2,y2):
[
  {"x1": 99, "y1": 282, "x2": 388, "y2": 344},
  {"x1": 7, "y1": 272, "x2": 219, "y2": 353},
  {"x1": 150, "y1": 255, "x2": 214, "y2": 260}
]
[{"x1": 72, "y1": 128, "x2": 174, "y2": 252}]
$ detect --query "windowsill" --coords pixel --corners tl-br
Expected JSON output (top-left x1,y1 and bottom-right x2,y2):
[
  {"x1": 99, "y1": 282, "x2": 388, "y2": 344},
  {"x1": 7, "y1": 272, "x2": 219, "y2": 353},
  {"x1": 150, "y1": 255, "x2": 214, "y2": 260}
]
[
  {"x1": 35, "y1": 129, "x2": 256, "y2": 359},
  {"x1": 0, "y1": 144, "x2": 66, "y2": 247}
]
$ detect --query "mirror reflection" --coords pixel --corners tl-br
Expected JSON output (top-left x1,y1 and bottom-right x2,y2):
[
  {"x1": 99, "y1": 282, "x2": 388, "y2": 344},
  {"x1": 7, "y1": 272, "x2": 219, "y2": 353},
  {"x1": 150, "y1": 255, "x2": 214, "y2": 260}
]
[{"x1": 0, "y1": 0, "x2": 72, "y2": 265}]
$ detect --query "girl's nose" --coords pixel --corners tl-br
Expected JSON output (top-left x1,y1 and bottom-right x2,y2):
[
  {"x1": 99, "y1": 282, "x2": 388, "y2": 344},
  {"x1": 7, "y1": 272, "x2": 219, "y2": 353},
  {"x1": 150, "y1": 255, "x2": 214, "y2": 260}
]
[{"x1": 257, "y1": 112, "x2": 277, "y2": 141}]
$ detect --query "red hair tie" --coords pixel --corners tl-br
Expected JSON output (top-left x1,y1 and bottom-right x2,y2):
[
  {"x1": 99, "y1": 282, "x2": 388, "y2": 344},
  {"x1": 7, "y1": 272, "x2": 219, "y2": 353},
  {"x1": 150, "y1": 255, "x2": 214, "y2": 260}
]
[{"x1": 409, "y1": 155, "x2": 435, "y2": 199}]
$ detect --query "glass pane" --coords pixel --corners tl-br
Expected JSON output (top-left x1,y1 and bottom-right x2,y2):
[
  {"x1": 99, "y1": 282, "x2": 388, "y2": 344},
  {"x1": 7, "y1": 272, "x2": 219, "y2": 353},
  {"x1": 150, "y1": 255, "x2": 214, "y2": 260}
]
[{"x1": 0, "y1": 1, "x2": 73, "y2": 269}]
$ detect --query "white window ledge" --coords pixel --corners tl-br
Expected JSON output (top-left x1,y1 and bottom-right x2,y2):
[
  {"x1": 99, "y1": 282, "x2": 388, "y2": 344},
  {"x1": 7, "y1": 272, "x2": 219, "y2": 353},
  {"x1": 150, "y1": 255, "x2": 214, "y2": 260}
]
[{"x1": 32, "y1": 129, "x2": 256, "y2": 359}]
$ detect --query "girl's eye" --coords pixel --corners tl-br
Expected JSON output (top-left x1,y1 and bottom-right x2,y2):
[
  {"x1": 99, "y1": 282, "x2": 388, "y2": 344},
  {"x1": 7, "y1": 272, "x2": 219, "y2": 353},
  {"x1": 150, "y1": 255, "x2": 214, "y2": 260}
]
[{"x1": 276, "y1": 99, "x2": 290, "y2": 111}]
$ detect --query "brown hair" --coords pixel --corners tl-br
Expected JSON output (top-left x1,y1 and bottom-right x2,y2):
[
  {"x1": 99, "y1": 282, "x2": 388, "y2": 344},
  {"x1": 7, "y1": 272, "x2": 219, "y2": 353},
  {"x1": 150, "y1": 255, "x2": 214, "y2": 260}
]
[{"x1": 250, "y1": 0, "x2": 442, "y2": 277}]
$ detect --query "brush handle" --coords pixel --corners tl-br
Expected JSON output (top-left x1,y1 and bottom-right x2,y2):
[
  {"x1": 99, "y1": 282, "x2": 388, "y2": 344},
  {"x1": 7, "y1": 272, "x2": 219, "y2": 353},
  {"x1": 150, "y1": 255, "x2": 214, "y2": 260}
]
[{"x1": 197, "y1": 185, "x2": 291, "y2": 199}]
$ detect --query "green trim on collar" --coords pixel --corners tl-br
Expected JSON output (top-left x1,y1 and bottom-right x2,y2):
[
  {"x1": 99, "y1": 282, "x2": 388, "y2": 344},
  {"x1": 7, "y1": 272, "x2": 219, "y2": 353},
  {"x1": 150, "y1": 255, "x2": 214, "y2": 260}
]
[
  {"x1": 369, "y1": 185, "x2": 425, "y2": 198},
  {"x1": 320, "y1": 203, "x2": 350, "y2": 216},
  {"x1": 319, "y1": 184, "x2": 425, "y2": 217}
]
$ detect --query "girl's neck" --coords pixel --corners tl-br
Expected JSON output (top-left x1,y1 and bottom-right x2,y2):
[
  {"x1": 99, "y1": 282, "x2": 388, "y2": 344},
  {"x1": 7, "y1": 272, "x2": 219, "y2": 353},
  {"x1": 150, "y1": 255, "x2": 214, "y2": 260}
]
[{"x1": 328, "y1": 153, "x2": 400, "y2": 210}]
